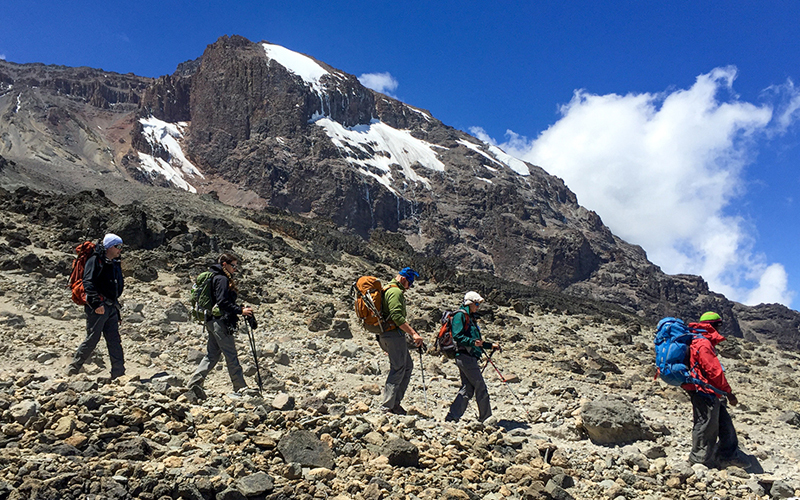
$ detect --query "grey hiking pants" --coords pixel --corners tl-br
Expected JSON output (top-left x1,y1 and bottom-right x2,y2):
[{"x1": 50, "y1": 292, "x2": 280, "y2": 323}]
[
  {"x1": 446, "y1": 354, "x2": 491, "y2": 422},
  {"x1": 378, "y1": 331, "x2": 413, "y2": 411},
  {"x1": 188, "y1": 318, "x2": 247, "y2": 391},
  {"x1": 689, "y1": 391, "x2": 739, "y2": 466},
  {"x1": 70, "y1": 304, "x2": 125, "y2": 378}
]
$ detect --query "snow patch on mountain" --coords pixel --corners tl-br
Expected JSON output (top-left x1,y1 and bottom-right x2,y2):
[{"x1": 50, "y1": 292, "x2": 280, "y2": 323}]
[
  {"x1": 487, "y1": 144, "x2": 530, "y2": 176},
  {"x1": 457, "y1": 139, "x2": 504, "y2": 168},
  {"x1": 137, "y1": 117, "x2": 204, "y2": 193},
  {"x1": 315, "y1": 117, "x2": 445, "y2": 193}
]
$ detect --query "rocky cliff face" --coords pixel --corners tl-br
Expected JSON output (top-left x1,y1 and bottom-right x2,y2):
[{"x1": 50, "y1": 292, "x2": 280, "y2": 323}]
[{"x1": 0, "y1": 37, "x2": 798, "y2": 348}]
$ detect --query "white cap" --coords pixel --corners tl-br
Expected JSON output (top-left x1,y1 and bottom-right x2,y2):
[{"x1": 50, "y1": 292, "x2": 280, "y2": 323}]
[
  {"x1": 103, "y1": 233, "x2": 123, "y2": 248},
  {"x1": 464, "y1": 291, "x2": 485, "y2": 306}
]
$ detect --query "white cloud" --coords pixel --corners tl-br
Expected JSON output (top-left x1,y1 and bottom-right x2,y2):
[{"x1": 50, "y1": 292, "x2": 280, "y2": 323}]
[
  {"x1": 769, "y1": 78, "x2": 800, "y2": 131},
  {"x1": 0, "y1": 54, "x2": 5, "y2": 61},
  {"x1": 477, "y1": 66, "x2": 796, "y2": 307},
  {"x1": 358, "y1": 72, "x2": 399, "y2": 97}
]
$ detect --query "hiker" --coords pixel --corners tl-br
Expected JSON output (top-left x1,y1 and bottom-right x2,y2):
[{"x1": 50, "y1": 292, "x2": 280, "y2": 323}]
[
  {"x1": 68, "y1": 234, "x2": 125, "y2": 378},
  {"x1": 683, "y1": 311, "x2": 743, "y2": 467},
  {"x1": 187, "y1": 253, "x2": 254, "y2": 398},
  {"x1": 445, "y1": 292, "x2": 500, "y2": 423},
  {"x1": 378, "y1": 267, "x2": 424, "y2": 415}
]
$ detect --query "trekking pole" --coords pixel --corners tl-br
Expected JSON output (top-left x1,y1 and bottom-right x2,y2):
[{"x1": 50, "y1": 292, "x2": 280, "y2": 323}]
[
  {"x1": 244, "y1": 318, "x2": 264, "y2": 395},
  {"x1": 484, "y1": 351, "x2": 533, "y2": 421},
  {"x1": 418, "y1": 346, "x2": 430, "y2": 413}
]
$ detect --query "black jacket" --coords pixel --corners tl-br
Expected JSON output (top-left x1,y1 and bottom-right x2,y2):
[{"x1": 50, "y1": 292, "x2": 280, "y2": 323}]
[
  {"x1": 209, "y1": 264, "x2": 243, "y2": 325},
  {"x1": 83, "y1": 247, "x2": 124, "y2": 310}
]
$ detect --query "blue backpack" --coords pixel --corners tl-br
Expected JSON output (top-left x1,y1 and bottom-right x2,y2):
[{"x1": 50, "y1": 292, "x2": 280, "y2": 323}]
[{"x1": 654, "y1": 317, "x2": 724, "y2": 394}]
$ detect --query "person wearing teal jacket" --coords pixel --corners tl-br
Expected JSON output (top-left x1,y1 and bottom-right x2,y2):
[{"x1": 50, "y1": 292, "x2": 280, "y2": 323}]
[
  {"x1": 378, "y1": 267, "x2": 424, "y2": 415},
  {"x1": 445, "y1": 291, "x2": 500, "y2": 423}
]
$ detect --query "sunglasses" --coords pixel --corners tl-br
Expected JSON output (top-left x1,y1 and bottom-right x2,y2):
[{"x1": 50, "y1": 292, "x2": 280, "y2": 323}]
[{"x1": 113, "y1": 244, "x2": 123, "y2": 249}]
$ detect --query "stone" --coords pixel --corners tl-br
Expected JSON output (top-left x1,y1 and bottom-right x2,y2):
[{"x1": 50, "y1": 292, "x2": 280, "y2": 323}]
[
  {"x1": 381, "y1": 437, "x2": 419, "y2": 467},
  {"x1": 544, "y1": 479, "x2": 574, "y2": 500},
  {"x1": 9, "y1": 400, "x2": 40, "y2": 426},
  {"x1": 236, "y1": 472, "x2": 274, "y2": 497},
  {"x1": 770, "y1": 480, "x2": 795, "y2": 499},
  {"x1": 272, "y1": 393, "x2": 295, "y2": 411},
  {"x1": 1, "y1": 423, "x2": 24, "y2": 437},
  {"x1": 53, "y1": 416, "x2": 76, "y2": 439},
  {"x1": 165, "y1": 301, "x2": 190, "y2": 322},
  {"x1": 339, "y1": 341, "x2": 360, "y2": 358},
  {"x1": 325, "y1": 320, "x2": 353, "y2": 339},
  {"x1": 580, "y1": 396, "x2": 655, "y2": 445},
  {"x1": 277, "y1": 430, "x2": 335, "y2": 469},
  {"x1": 112, "y1": 437, "x2": 152, "y2": 461}
]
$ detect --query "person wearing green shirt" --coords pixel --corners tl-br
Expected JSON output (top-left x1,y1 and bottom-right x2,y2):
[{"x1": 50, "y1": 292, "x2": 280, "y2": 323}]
[
  {"x1": 378, "y1": 267, "x2": 424, "y2": 415},
  {"x1": 444, "y1": 291, "x2": 500, "y2": 423}
]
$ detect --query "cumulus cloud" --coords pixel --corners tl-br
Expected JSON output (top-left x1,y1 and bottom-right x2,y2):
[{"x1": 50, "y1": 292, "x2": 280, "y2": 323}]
[
  {"x1": 476, "y1": 67, "x2": 796, "y2": 307},
  {"x1": 358, "y1": 72, "x2": 399, "y2": 97},
  {"x1": 0, "y1": 54, "x2": 5, "y2": 61}
]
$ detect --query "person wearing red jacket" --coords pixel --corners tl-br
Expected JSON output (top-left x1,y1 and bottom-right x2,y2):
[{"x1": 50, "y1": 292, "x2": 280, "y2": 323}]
[{"x1": 682, "y1": 311, "x2": 742, "y2": 467}]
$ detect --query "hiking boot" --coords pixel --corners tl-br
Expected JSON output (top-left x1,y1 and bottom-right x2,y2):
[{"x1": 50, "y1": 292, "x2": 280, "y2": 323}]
[
  {"x1": 66, "y1": 365, "x2": 80, "y2": 376},
  {"x1": 719, "y1": 453, "x2": 750, "y2": 469},
  {"x1": 381, "y1": 405, "x2": 404, "y2": 415},
  {"x1": 444, "y1": 414, "x2": 457, "y2": 422}
]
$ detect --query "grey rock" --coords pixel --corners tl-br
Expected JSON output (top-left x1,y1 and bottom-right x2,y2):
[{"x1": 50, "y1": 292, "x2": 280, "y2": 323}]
[
  {"x1": 326, "y1": 320, "x2": 353, "y2": 339},
  {"x1": 778, "y1": 411, "x2": 800, "y2": 427},
  {"x1": 381, "y1": 437, "x2": 419, "y2": 467},
  {"x1": 272, "y1": 393, "x2": 294, "y2": 411},
  {"x1": 126, "y1": 312, "x2": 146, "y2": 323},
  {"x1": 9, "y1": 400, "x2": 40, "y2": 426},
  {"x1": 339, "y1": 340, "x2": 360, "y2": 358},
  {"x1": 165, "y1": 301, "x2": 190, "y2": 322},
  {"x1": 284, "y1": 462, "x2": 303, "y2": 480},
  {"x1": 770, "y1": 480, "x2": 796, "y2": 499},
  {"x1": 112, "y1": 437, "x2": 152, "y2": 461},
  {"x1": 236, "y1": 472, "x2": 274, "y2": 497},
  {"x1": 580, "y1": 396, "x2": 655, "y2": 445},
  {"x1": 216, "y1": 487, "x2": 246, "y2": 500},
  {"x1": 275, "y1": 352, "x2": 290, "y2": 365},
  {"x1": 544, "y1": 479, "x2": 574, "y2": 500},
  {"x1": 277, "y1": 430, "x2": 335, "y2": 469}
]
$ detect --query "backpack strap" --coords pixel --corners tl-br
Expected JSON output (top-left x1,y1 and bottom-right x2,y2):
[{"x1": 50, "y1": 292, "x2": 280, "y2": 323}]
[{"x1": 379, "y1": 283, "x2": 400, "y2": 331}]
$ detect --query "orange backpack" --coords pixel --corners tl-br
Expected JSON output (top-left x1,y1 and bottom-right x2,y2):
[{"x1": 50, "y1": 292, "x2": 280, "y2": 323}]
[
  {"x1": 69, "y1": 241, "x2": 96, "y2": 305},
  {"x1": 351, "y1": 276, "x2": 398, "y2": 332}
]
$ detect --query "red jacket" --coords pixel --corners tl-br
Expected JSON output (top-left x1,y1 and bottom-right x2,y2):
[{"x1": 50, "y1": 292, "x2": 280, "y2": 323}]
[{"x1": 681, "y1": 322, "x2": 732, "y2": 397}]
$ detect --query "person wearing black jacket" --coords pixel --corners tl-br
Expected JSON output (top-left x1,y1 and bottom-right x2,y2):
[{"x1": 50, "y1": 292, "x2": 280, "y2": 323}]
[
  {"x1": 68, "y1": 233, "x2": 125, "y2": 378},
  {"x1": 187, "y1": 253, "x2": 253, "y2": 397}
]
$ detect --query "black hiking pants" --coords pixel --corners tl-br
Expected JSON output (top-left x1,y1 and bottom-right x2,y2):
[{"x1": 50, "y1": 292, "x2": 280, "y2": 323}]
[
  {"x1": 71, "y1": 304, "x2": 125, "y2": 378},
  {"x1": 689, "y1": 391, "x2": 738, "y2": 466}
]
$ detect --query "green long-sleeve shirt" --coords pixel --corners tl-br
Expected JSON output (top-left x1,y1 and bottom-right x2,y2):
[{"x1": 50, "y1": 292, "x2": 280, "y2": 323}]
[{"x1": 381, "y1": 279, "x2": 406, "y2": 327}]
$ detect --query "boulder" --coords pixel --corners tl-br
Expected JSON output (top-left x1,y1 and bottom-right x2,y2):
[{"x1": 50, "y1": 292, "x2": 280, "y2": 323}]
[
  {"x1": 381, "y1": 437, "x2": 419, "y2": 467},
  {"x1": 580, "y1": 396, "x2": 655, "y2": 445},
  {"x1": 277, "y1": 430, "x2": 335, "y2": 469}
]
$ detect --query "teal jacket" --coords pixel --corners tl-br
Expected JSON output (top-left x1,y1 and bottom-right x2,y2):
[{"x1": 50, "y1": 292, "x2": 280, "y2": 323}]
[{"x1": 451, "y1": 305, "x2": 484, "y2": 359}]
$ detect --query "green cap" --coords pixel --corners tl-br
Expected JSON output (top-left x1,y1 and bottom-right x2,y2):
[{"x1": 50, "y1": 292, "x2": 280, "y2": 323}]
[{"x1": 699, "y1": 311, "x2": 722, "y2": 322}]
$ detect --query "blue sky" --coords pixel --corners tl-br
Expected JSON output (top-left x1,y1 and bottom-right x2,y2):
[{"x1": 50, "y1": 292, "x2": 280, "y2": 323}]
[{"x1": 3, "y1": 1, "x2": 799, "y2": 309}]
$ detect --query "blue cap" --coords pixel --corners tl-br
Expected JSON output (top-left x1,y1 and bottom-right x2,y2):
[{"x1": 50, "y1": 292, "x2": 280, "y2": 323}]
[{"x1": 398, "y1": 267, "x2": 419, "y2": 286}]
